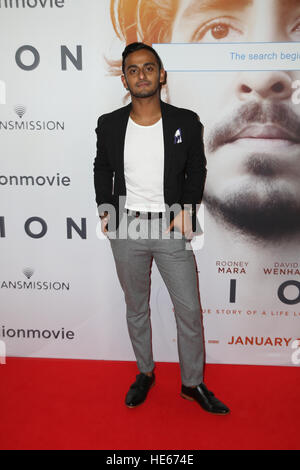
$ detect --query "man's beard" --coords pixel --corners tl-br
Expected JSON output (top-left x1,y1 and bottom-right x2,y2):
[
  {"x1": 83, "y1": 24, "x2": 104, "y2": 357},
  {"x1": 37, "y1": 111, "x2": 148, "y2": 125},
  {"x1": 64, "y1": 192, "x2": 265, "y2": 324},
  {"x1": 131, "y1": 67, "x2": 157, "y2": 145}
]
[
  {"x1": 129, "y1": 82, "x2": 161, "y2": 99},
  {"x1": 203, "y1": 101, "x2": 300, "y2": 241},
  {"x1": 204, "y1": 184, "x2": 300, "y2": 241}
]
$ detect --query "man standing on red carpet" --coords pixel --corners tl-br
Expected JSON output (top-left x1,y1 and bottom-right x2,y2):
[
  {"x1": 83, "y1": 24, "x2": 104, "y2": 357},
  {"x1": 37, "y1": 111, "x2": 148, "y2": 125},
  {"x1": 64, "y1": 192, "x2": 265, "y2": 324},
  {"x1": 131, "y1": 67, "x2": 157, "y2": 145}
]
[{"x1": 94, "y1": 42, "x2": 229, "y2": 415}]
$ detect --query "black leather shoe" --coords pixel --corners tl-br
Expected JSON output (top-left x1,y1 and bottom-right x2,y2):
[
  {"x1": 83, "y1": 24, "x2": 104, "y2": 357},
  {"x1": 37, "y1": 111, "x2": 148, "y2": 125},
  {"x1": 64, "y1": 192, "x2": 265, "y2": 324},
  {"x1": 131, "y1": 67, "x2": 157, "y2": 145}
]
[
  {"x1": 181, "y1": 383, "x2": 230, "y2": 415},
  {"x1": 125, "y1": 373, "x2": 155, "y2": 408}
]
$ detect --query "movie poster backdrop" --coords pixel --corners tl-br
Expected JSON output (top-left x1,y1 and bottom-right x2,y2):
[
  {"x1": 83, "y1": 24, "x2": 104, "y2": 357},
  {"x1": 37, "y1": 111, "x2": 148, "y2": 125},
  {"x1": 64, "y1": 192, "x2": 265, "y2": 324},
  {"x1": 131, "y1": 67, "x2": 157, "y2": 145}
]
[{"x1": 1, "y1": 0, "x2": 299, "y2": 367}]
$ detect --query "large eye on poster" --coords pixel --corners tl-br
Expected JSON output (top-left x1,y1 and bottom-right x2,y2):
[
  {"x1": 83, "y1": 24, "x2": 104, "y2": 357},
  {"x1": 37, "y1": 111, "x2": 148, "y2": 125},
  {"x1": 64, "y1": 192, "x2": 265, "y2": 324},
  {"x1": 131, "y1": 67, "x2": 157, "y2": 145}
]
[{"x1": 108, "y1": 0, "x2": 300, "y2": 366}]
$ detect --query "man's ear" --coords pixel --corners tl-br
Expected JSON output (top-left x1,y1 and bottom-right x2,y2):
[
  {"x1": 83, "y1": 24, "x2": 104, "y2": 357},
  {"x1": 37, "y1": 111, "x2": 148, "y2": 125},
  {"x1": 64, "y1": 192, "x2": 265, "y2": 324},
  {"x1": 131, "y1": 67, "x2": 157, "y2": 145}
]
[
  {"x1": 160, "y1": 69, "x2": 167, "y2": 86},
  {"x1": 121, "y1": 74, "x2": 129, "y2": 90}
]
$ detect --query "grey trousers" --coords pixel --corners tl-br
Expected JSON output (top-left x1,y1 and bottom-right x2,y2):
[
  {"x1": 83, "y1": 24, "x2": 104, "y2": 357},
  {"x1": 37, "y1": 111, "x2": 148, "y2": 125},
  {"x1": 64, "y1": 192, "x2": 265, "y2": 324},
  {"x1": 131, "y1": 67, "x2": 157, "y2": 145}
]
[{"x1": 109, "y1": 214, "x2": 204, "y2": 387}]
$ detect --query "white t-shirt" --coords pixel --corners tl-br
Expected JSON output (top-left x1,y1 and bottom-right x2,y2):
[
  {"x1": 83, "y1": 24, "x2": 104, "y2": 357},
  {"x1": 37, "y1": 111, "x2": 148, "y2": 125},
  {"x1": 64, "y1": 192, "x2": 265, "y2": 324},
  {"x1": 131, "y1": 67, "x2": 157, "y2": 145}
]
[{"x1": 124, "y1": 117, "x2": 165, "y2": 212}]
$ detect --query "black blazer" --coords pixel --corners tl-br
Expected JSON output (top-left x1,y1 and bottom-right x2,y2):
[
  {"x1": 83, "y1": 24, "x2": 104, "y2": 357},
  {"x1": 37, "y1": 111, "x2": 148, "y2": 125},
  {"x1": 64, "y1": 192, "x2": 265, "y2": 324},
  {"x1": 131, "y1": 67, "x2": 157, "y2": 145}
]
[{"x1": 93, "y1": 100, "x2": 207, "y2": 231}]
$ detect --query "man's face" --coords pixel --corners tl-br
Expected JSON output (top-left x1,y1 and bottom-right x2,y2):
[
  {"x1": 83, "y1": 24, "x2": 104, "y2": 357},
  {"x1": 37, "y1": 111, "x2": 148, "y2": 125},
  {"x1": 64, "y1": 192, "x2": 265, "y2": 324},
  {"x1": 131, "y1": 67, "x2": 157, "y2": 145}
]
[
  {"x1": 121, "y1": 49, "x2": 165, "y2": 99},
  {"x1": 168, "y1": 0, "x2": 300, "y2": 240}
]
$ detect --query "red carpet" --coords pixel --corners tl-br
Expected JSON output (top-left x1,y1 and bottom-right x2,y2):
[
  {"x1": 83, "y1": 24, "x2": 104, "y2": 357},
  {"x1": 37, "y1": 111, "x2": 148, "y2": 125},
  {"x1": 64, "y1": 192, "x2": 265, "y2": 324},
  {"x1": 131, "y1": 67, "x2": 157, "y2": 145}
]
[{"x1": 0, "y1": 358, "x2": 299, "y2": 450}]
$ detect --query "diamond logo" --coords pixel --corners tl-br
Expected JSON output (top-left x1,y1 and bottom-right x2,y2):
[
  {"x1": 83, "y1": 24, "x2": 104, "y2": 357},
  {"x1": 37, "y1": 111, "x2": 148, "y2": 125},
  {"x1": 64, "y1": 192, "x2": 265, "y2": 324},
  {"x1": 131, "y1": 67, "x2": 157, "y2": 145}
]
[
  {"x1": 23, "y1": 267, "x2": 34, "y2": 279},
  {"x1": 14, "y1": 104, "x2": 26, "y2": 119}
]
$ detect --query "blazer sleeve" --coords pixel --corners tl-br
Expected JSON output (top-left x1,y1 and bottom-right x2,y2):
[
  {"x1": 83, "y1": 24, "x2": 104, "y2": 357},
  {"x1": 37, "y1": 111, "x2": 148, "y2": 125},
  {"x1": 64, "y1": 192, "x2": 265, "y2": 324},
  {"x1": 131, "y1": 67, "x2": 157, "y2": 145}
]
[
  {"x1": 93, "y1": 114, "x2": 114, "y2": 208},
  {"x1": 180, "y1": 112, "x2": 207, "y2": 206}
]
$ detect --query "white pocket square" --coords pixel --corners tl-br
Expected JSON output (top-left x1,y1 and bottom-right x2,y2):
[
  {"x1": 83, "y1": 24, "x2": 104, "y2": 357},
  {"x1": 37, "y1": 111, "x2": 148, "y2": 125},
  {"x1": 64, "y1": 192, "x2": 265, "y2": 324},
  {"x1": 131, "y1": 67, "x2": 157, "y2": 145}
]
[{"x1": 174, "y1": 128, "x2": 182, "y2": 144}]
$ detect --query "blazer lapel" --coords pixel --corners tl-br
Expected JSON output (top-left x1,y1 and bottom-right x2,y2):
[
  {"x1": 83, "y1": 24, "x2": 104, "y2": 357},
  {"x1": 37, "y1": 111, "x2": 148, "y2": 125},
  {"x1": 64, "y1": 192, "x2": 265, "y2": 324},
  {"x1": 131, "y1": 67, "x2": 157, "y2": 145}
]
[
  {"x1": 116, "y1": 103, "x2": 131, "y2": 181},
  {"x1": 161, "y1": 100, "x2": 174, "y2": 187}
]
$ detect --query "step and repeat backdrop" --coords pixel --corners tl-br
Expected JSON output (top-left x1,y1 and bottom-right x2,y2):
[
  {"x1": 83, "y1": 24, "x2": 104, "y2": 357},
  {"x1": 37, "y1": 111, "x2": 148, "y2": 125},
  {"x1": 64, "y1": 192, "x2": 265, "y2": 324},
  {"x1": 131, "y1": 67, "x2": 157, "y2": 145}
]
[{"x1": 1, "y1": 0, "x2": 300, "y2": 367}]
